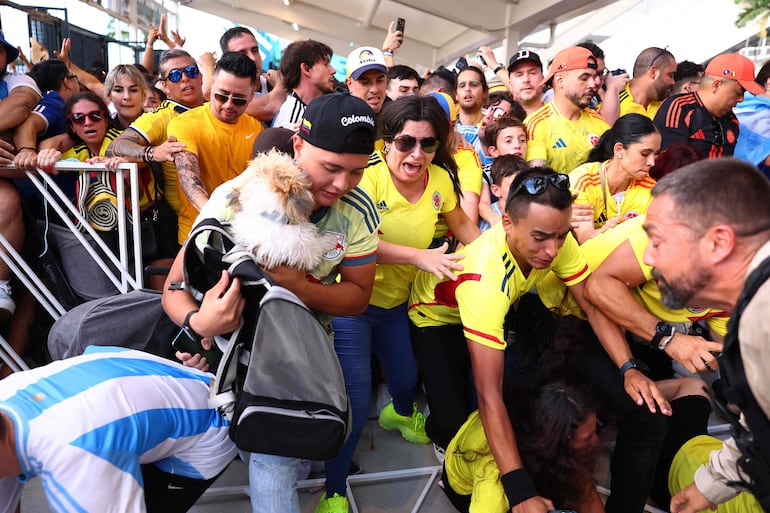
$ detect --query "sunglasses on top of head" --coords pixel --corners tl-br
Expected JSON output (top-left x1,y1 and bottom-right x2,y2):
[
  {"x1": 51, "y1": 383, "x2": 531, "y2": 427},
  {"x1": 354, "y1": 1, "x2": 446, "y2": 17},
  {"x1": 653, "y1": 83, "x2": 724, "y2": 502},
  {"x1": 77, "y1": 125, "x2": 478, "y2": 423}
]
[
  {"x1": 391, "y1": 135, "x2": 441, "y2": 153},
  {"x1": 69, "y1": 111, "x2": 104, "y2": 125},
  {"x1": 213, "y1": 92, "x2": 250, "y2": 107},
  {"x1": 164, "y1": 65, "x2": 200, "y2": 83},
  {"x1": 510, "y1": 173, "x2": 570, "y2": 198}
]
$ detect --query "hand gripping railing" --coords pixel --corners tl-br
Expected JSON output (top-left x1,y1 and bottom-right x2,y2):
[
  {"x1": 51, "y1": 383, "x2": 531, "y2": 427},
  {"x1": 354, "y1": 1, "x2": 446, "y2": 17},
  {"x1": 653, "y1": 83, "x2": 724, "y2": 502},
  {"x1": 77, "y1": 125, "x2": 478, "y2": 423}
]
[{"x1": 0, "y1": 161, "x2": 144, "y2": 323}]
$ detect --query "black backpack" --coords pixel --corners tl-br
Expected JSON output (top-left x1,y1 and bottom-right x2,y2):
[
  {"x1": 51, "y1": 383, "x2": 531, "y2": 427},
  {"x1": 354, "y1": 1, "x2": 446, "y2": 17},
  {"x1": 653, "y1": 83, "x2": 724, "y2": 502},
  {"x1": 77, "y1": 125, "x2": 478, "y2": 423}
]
[
  {"x1": 717, "y1": 254, "x2": 770, "y2": 510},
  {"x1": 182, "y1": 218, "x2": 352, "y2": 460}
]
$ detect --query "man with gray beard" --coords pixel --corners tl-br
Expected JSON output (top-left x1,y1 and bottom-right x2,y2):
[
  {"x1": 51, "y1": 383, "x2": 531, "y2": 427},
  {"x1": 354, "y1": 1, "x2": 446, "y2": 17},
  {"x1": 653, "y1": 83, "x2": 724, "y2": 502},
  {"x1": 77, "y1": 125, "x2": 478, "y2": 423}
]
[{"x1": 641, "y1": 158, "x2": 770, "y2": 513}]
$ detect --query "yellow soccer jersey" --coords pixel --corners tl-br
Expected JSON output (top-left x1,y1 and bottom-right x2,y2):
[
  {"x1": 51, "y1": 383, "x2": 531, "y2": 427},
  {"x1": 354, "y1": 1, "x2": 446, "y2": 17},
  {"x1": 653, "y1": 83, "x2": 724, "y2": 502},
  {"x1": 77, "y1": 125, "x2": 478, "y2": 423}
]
[
  {"x1": 524, "y1": 102, "x2": 610, "y2": 174},
  {"x1": 408, "y1": 223, "x2": 590, "y2": 349},
  {"x1": 434, "y1": 141, "x2": 483, "y2": 239},
  {"x1": 168, "y1": 105, "x2": 264, "y2": 243},
  {"x1": 64, "y1": 128, "x2": 158, "y2": 209},
  {"x1": 129, "y1": 100, "x2": 193, "y2": 213},
  {"x1": 537, "y1": 215, "x2": 729, "y2": 334},
  {"x1": 618, "y1": 84, "x2": 662, "y2": 120},
  {"x1": 361, "y1": 150, "x2": 459, "y2": 309},
  {"x1": 569, "y1": 160, "x2": 655, "y2": 227},
  {"x1": 63, "y1": 127, "x2": 122, "y2": 161},
  {"x1": 445, "y1": 410, "x2": 510, "y2": 513}
]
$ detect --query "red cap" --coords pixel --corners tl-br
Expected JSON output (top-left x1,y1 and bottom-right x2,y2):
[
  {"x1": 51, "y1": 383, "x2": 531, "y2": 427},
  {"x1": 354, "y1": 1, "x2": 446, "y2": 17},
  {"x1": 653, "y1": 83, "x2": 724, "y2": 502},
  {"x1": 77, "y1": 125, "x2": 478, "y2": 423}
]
[
  {"x1": 539, "y1": 46, "x2": 598, "y2": 88},
  {"x1": 704, "y1": 53, "x2": 763, "y2": 95}
]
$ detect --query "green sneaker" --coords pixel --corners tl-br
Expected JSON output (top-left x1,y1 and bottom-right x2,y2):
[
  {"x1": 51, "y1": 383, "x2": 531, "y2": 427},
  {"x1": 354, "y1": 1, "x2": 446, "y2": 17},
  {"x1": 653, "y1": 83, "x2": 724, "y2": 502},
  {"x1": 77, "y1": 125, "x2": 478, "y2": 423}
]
[
  {"x1": 378, "y1": 401, "x2": 431, "y2": 444},
  {"x1": 315, "y1": 492, "x2": 349, "y2": 513}
]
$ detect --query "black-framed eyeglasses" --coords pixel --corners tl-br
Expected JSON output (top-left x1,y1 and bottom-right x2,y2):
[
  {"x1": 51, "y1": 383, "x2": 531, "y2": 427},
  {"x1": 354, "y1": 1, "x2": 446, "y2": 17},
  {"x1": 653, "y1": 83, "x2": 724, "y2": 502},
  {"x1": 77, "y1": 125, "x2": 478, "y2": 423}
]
[
  {"x1": 649, "y1": 46, "x2": 671, "y2": 69},
  {"x1": 69, "y1": 111, "x2": 105, "y2": 125},
  {"x1": 164, "y1": 65, "x2": 200, "y2": 83},
  {"x1": 213, "y1": 92, "x2": 250, "y2": 107},
  {"x1": 392, "y1": 135, "x2": 441, "y2": 153},
  {"x1": 510, "y1": 173, "x2": 570, "y2": 198},
  {"x1": 66, "y1": 73, "x2": 78, "y2": 81}
]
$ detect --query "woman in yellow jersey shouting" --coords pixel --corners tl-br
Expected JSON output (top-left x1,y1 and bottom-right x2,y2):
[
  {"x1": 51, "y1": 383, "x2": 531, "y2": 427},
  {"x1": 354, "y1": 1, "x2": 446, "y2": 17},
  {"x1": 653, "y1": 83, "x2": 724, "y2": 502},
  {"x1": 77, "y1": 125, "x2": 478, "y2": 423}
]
[{"x1": 316, "y1": 95, "x2": 480, "y2": 513}]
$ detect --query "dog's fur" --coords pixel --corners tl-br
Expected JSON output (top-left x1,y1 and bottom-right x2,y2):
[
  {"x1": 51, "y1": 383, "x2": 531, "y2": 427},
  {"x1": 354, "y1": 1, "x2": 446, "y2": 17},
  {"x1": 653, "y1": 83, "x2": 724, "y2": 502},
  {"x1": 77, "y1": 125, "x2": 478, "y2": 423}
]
[{"x1": 227, "y1": 150, "x2": 338, "y2": 271}]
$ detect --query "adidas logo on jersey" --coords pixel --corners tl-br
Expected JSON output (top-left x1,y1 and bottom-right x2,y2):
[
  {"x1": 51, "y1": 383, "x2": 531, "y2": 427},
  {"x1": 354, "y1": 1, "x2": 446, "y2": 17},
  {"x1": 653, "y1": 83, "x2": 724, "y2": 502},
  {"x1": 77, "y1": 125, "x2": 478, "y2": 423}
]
[
  {"x1": 552, "y1": 138, "x2": 567, "y2": 149},
  {"x1": 376, "y1": 200, "x2": 389, "y2": 213}
]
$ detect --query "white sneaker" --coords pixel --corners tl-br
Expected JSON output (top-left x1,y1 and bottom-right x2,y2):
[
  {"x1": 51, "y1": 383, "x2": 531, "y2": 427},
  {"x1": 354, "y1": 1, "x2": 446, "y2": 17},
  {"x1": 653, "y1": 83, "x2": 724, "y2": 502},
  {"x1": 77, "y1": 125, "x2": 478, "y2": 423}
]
[
  {"x1": 433, "y1": 443, "x2": 446, "y2": 464},
  {"x1": 0, "y1": 281, "x2": 15, "y2": 322}
]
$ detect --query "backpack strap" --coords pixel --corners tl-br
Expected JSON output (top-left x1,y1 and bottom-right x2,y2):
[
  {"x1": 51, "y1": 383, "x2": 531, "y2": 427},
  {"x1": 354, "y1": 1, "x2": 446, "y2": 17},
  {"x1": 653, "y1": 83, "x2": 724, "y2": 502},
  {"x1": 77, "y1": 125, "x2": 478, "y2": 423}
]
[
  {"x1": 208, "y1": 323, "x2": 243, "y2": 421},
  {"x1": 718, "y1": 253, "x2": 770, "y2": 507}
]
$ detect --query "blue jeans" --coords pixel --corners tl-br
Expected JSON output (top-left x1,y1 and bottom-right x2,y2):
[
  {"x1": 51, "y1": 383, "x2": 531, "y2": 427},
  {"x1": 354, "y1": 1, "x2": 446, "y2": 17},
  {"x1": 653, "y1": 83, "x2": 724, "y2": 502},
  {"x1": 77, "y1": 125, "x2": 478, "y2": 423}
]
[
  {"x1": 324, "y1": 302, "x2": 419, "y2": 496},
  {"x1": 245, "y1": 452, "x2": 309, "y2": 513}
]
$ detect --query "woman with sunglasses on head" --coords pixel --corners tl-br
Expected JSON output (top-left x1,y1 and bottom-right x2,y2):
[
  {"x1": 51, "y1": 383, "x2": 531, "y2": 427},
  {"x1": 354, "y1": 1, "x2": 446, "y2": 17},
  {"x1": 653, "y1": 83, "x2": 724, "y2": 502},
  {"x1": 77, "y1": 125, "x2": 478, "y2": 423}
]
[
  {"x1": 569, "y1": 113, "x2": 661, "y2": 244},
  {"x1": 316, "y1": 95, "x2": 481, "y2": 513}
]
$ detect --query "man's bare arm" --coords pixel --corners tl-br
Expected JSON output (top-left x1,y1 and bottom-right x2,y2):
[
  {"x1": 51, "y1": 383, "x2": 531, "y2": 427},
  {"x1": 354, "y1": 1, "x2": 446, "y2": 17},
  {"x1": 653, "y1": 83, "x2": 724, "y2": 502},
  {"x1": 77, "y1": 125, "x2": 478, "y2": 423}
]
[
  {"x1": 105, "y1": 128, "x2": 150, "y2": 159},
  {"x1": 174, "y1": 150, "x2": 208, "y2": 210},
  {"x1": 0, "y1": 88, "x2": 40, "y2": 133}
]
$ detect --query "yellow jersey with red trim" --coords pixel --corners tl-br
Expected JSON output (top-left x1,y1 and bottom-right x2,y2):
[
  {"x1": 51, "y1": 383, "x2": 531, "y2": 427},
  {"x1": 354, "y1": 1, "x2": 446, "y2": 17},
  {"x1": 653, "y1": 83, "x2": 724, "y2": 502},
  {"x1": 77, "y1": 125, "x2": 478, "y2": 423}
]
[
  {"x1": 168, "y1": 104, "x2": 264, "y2": 243},
  {"x1": 129, "y1": 100, "x2": 193, "y2": 213},
  {"x1": 524, "y1": 101, "x2": 610, "y2": 174},
  {"x1": 569, "y1": 160, "x2": 655, "y2": 227},
  {"x1": 538, "y1": 215, "x2": 729, "y2": 334},
  {"x1": 408, "y1": 223, "x2": 590, "y2": 349},
  {"x1": 434, "y1": 140, "x2": 483, "y2": 238},
  {"x1": 361, "y1": 150, "x2": 459, "y2": 309},
  {"x1": 618, "y1": 83, "x2": 662, "y2": 120},
  {"x1": 358, "y1": 151, "x2": 458, "y2": 308}
]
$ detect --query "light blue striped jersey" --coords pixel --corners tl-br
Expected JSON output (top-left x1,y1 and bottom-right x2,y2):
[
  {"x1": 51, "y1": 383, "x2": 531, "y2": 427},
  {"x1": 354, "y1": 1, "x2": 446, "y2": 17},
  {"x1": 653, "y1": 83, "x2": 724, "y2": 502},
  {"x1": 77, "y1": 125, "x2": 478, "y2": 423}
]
[{"x1": 0, "y1": 347, "x2": 236, "y2": 513}]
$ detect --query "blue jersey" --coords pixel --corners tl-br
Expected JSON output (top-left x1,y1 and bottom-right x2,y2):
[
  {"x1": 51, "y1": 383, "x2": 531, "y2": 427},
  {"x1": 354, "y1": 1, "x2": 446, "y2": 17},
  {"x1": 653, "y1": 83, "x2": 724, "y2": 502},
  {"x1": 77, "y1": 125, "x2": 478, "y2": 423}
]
[{"x1": 0, "y1": 347, "x2": 237, "y2": 513}]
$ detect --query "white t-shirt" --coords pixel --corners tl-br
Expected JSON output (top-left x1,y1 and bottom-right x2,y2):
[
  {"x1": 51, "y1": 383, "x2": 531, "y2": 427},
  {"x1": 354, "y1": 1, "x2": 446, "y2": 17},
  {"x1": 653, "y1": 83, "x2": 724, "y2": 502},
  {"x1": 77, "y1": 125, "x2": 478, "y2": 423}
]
[{"x1": 0, "y1": 72, "x2": 41, "y2": 98}]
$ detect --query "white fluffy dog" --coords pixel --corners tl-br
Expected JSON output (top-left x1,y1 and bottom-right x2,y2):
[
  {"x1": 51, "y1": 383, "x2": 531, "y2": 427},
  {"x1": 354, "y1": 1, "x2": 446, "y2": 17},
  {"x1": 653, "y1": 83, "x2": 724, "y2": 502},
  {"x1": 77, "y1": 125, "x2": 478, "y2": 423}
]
[{"x1": 227, "y1": 149, "x2": 338, "y2": 271}]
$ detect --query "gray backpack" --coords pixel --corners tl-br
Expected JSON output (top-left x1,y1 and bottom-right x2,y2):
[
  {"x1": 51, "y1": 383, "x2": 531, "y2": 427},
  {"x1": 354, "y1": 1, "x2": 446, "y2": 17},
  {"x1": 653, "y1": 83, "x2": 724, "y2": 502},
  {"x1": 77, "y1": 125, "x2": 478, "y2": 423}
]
[{"x1": 185, "y1": 218, "x2": 352, "y2": 460}]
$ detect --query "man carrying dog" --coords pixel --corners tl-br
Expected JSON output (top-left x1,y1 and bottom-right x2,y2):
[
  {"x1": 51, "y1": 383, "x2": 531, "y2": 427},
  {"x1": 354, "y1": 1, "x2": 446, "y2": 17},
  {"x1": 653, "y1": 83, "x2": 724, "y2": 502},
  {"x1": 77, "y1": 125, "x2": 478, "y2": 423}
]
[
  {"x1": 639, "y1": 159, "x2": 770, "y2": 513},
  {"x1": 162, "y1": 92, "x2": 380, "y2": 513}
]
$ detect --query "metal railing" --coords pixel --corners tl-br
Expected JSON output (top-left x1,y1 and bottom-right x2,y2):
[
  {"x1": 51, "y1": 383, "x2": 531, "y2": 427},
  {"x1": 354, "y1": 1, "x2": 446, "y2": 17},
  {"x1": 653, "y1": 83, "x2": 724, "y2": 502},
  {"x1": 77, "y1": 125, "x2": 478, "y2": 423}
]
[{"x1": 0, "y1": 161, "x2": 144, "y2": 370}]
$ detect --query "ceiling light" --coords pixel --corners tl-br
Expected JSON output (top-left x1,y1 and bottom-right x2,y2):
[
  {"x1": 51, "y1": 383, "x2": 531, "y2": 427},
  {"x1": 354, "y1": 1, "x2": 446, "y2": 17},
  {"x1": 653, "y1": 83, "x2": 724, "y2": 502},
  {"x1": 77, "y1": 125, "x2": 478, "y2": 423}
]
[{"x1": 291, "y1": 22, "x2": 299, "y2": 31}]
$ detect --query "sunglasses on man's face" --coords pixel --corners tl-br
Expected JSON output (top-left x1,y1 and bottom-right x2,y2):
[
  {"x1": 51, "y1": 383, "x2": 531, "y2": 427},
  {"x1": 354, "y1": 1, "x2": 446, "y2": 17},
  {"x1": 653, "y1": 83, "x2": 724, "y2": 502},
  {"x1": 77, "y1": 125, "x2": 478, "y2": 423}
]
[
  {"x1": 392, "y1": 135, "x2": 441, "y2": 153},
  {"x1": 164, "y1": 65, "x2": 200, "y2": 83},
  {"x1": 69, "y1": 111, "x2": 104, "y2": 125},
  {"x1": 213, "y1": 92, "x2": 250, "y2": 107},
  {"x1": 510, "y1": 173, "x2": 570, "y2": 199}
]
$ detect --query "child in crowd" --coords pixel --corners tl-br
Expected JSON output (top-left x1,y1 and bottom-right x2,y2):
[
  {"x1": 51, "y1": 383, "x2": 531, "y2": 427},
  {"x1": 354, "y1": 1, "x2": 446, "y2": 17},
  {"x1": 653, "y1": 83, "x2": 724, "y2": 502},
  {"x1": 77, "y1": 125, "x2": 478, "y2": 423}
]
[
  {"x1": 488, "y1": 154, "x2": 529, "y2": 220},
  {"x1": 479, "y1": 116, "x2": 529, "y2": 228}
]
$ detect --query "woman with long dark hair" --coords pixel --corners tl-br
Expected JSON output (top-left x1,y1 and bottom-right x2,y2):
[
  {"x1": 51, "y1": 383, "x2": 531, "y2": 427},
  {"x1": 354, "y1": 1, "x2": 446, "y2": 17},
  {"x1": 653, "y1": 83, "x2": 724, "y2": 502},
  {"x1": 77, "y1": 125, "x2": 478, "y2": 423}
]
[
  {"x1": 316, "y1": 95, "x2": 480, "y2": 513},
  {"x1": 569, "y1": 113, "x2": 660, "y2": 243},
  {"x1": 444, "y1": 382, "x2": 605, "y2": 512}
]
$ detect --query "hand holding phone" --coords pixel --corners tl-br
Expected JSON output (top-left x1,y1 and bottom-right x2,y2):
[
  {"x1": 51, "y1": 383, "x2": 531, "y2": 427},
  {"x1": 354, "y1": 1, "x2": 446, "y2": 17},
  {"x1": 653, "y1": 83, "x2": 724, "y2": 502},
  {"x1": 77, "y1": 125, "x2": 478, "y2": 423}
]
[
  {"x1": 395, "y1": 17, "x2": 406, "y2": 34},
  {"x1": 172, "y1": 329, "x2": 222, "y2": 370}
]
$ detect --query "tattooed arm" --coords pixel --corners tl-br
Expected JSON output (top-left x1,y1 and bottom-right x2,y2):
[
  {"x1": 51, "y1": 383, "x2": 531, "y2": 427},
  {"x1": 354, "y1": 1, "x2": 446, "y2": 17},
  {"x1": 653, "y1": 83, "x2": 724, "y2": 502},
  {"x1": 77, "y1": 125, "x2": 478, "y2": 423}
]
[
  {"x1": 107, "y1": 127, "x2": 186, "y2": 162},
  {"x1": 174, "y1": 150, "x2": 208, "y2": 210},
  {"x1": 105, "y1": 128, "x2": 149, "y2": 160}
]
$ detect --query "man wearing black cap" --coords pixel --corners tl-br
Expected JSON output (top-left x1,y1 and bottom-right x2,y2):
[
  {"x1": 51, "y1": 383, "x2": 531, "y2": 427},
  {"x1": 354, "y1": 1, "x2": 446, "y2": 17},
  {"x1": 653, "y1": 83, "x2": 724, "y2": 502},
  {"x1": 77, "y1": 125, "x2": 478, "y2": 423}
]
[
  {"x1": 507, "y1": 49, "x2": 545, "y2": 117},
  {"x1": 162, "y1": 92, "x2": 380, "y2": 513}
]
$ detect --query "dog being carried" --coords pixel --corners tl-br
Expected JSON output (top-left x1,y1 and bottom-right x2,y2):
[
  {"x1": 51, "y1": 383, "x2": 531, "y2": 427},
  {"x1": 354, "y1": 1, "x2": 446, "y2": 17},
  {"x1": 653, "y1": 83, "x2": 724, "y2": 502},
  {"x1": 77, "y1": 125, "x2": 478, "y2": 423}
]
[{"x1": 227, "y1": 149, "x2": 338, "y2": 271}]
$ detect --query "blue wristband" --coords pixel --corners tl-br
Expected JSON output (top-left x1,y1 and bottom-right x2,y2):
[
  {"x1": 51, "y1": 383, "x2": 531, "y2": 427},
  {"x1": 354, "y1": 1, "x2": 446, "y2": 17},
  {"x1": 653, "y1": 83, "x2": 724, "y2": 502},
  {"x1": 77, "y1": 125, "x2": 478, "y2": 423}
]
[{"x1": 619, "y1": 359, "x2": 638, "y2": 378}]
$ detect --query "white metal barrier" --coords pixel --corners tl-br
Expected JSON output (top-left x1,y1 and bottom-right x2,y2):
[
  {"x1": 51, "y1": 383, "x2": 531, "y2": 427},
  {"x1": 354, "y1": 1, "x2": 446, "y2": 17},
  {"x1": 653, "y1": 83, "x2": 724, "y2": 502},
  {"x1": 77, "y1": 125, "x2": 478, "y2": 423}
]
[{"x1": 0, "y1": 161, "x2": 144, "y2": 369}]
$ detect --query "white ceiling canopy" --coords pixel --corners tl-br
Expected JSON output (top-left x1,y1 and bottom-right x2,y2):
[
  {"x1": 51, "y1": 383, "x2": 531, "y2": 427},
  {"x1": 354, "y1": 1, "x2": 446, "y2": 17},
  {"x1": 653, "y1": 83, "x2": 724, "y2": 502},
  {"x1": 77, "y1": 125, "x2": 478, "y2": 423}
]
[{"x1": 177, "y1": 0, "x2": 634, "y2": 70}]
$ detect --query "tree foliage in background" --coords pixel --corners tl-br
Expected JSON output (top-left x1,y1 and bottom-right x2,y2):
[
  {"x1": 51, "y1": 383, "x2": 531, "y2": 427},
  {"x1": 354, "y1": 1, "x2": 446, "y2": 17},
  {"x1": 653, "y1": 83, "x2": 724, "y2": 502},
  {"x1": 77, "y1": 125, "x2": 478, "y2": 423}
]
[{"x1": 735, "y1": 0, "x2": 770, "y2": 36}]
